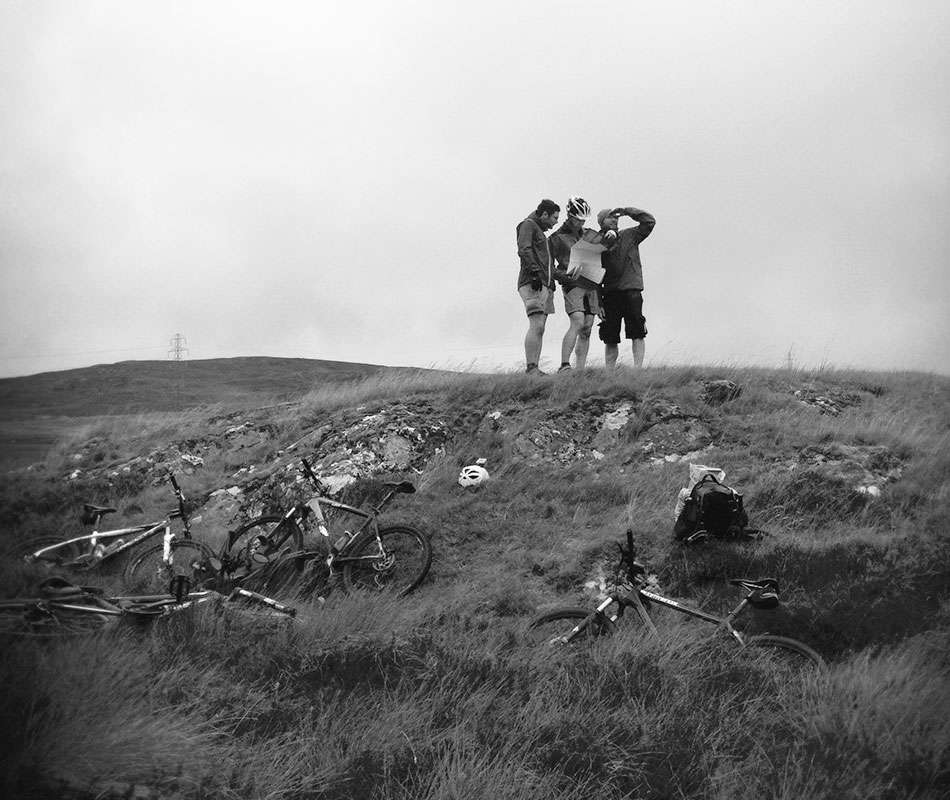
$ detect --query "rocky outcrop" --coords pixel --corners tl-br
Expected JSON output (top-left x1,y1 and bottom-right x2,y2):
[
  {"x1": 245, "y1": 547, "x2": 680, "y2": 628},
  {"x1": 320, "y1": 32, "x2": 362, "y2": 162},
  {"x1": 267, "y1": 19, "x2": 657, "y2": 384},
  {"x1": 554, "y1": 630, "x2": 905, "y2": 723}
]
[
  {"x1": 54, "y1": 376, "x2": 907, "y2": 529},
  {"x1": 793, "y1": 385, "x2": 863, "y2": 415}
]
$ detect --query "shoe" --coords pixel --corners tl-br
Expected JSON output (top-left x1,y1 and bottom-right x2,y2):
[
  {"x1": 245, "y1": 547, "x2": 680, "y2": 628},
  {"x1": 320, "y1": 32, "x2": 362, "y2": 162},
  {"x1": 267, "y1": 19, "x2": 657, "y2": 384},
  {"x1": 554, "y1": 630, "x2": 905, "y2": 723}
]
[
  {"x1": 557, "y1": 364, "x2": 572, "y2": 373},
  {"x1": 525, "y1": 364, "x2": 547, "y2": 376}
]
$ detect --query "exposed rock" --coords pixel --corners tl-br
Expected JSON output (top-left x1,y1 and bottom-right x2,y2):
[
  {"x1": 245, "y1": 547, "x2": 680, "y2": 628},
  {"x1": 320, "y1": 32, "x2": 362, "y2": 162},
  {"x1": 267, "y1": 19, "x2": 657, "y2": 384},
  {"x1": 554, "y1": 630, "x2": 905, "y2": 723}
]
[
  {"x1": 649, "y1": 446, "x2": 714, "y2": 467},
  {"x1": 794, "y1": 385, "x2": 863, "y2": 415},
  {"x1": 381, "y1": 434, "x2": 413, "y2": 469},
  {"x1": 700, "y1": 379, "x2": 742, "y2": 405},
  {"x1": 797, "y1": 442, "x2": 903, "y2": 493},
  {"x1": 635, "y1": 418, "x2": 714, "y2": 465}
]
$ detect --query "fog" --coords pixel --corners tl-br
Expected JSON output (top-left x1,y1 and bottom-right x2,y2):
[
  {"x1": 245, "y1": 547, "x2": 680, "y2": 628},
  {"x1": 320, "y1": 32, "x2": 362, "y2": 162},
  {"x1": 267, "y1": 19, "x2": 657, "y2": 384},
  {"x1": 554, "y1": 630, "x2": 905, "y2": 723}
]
[{"x1": 1, "y1": 1, "x2": 947, "y2": 377}]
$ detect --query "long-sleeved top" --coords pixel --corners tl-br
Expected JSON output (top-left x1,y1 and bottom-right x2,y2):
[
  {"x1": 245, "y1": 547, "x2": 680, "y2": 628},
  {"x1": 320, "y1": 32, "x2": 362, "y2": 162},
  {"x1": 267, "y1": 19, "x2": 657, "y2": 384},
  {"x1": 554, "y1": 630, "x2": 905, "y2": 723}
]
[
  {"x1": 601, "y1": 207, "x2": 656, "y2": 292},
  {"x1": 516, "y1": 211, "x2": 553, "y2": 289}
]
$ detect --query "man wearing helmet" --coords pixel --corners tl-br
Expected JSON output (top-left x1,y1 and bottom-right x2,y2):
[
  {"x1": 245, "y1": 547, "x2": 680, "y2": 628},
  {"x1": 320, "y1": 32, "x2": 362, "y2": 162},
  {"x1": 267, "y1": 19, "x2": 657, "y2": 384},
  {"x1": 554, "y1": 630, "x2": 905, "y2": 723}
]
[
  {"x1": 597, "y1": 205, "x2": 657, "y2": 368},
  {"x1": 550, "y1": 196, "x2": 605, "y2": 372},
  {"x1": 516, "y1": 199, "x2": 560, "y2": 375}
]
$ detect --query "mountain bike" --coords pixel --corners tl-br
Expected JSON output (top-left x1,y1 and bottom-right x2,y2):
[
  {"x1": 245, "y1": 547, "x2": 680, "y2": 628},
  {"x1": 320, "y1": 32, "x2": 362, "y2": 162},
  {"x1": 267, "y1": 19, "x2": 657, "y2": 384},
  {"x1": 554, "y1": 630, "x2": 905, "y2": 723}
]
[
  {"x1": 0, "y1": 579, "x2": 295, "y2": 638},
  {"x1": 179, "y1": 458, "x2": 432, "y2": 597},
  {"x1": 526, "y1": 531, "x2": 823, "y2": 668},
  {"x1": 11, "y1": 475, "x2": 219, "y2": 593}
]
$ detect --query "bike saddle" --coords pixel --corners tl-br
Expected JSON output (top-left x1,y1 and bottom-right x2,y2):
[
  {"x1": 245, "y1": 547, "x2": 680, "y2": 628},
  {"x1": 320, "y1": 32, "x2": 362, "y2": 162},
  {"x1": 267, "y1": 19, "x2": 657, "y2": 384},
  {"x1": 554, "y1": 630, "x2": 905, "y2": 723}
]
[
  {"x1": 81, "y1": 504, "x2": 118, "y2": 524},
  {"x1": 384, "y1": 481, "x2": 416, "y2": 494},
  {"x1": 82, "y1": 504, "x2": 117, "y2": 515},
  {"x1": 729, "y1": 577, "x2": 779, "y2": 593}
]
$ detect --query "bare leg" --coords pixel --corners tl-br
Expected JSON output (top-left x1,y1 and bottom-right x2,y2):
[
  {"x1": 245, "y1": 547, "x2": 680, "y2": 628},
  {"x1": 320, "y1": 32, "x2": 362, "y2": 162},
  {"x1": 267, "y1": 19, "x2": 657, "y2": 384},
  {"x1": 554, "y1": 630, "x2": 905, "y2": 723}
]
[
  {"x1": 605, "y1": 342, "x2": 619, "y2": 369},
  {"x1": 524, "y1": 314, "x2": 547, "y2": 368},
  {"x1": 574, "y1": 316, "x2": 594, "y2": 369},
  {"x1": 560, "y1": 311, "x2": 585, "y2": 366},
  {"x1": 632, "y1": 338, "x2": 645, "y2": 367}
]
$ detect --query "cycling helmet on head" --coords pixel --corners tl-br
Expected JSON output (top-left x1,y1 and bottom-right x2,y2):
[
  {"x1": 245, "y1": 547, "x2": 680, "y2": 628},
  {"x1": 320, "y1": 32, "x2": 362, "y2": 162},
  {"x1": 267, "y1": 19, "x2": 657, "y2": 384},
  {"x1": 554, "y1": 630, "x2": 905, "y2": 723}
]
[
  {"x1": 566, "y1": 196, "x2": 591, "y2": 221},
  {"x1": 458, "y1": 464, "x2": 489, "y2": 488}
]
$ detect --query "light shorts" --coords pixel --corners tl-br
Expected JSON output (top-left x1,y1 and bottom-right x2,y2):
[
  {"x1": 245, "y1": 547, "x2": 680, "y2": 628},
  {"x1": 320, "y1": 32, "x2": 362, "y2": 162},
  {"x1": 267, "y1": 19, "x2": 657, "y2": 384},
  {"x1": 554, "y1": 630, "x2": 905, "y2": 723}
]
[
  {"x1": 562, "y1": 285, "x2": 600, "y2": 317},
  {"x1": 518, "y1": 284, "x2": 555, "y2": 317}
]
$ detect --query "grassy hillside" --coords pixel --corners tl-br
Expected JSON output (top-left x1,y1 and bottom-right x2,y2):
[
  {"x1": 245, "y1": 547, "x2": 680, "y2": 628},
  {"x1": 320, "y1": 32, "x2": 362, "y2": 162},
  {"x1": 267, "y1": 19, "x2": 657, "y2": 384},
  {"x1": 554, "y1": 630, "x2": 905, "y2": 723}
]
[
  {"x1": 0, "y1": 356, "x2": 437, "y2": 470},
  {"x1": 1, "y1": 366, "x2": 948, "y2": 799}
]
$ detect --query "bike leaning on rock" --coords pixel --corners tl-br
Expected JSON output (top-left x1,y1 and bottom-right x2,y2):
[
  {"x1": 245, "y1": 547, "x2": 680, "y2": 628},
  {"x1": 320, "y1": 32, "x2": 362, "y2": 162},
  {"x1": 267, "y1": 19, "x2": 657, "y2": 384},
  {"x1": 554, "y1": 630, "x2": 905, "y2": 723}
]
[{"x1": 198, "y1": 458, "x2": 432, "y2": 597}]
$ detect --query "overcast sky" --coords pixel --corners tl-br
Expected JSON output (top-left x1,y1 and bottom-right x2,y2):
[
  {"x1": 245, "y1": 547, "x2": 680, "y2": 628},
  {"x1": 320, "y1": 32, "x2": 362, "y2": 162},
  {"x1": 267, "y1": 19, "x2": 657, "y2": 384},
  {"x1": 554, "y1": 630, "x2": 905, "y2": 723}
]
[{"x1": 1, "y1": 0, "x2": 948, "y2": 378}]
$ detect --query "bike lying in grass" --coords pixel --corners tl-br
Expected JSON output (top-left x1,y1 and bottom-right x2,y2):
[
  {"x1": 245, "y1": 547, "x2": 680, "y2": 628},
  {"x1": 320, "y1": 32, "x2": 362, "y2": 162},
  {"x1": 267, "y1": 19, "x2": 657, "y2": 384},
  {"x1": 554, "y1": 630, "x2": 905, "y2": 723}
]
[
  {"x1": 526, "y1": 531, "x2": 824, "y2": 668},
  {"x1": 12, "y1": 475, "x2": 219, "y2": 593},
  {"x1": 0, "y1": 577, "x2": 296, "y2": 638},
  {"x1": 130, "y1": 458, "x2": 432, "y2": 598}
]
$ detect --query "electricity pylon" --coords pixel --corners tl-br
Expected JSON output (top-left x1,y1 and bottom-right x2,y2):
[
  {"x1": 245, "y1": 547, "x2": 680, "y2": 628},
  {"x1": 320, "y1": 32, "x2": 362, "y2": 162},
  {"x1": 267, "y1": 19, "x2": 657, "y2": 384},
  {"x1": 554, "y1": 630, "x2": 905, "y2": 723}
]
[{"x1": 168, "y1": 334, "x2": 189, "y2": 361}]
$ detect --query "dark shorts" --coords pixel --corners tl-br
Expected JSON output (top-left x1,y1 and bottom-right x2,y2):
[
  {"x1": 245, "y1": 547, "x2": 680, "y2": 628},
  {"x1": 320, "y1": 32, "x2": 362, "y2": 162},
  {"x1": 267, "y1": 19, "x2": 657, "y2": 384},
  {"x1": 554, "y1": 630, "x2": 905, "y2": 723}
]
[{"x1": 598, "y1": 290, "x2": 647, "y2": 344}]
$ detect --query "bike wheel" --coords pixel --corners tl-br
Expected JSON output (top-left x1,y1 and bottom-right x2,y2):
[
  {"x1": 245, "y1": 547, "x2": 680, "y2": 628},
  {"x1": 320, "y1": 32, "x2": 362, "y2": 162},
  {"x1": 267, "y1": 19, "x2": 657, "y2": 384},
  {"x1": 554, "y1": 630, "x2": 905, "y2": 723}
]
[
  {"x1": 123, "y1": 540, "x2": 219, "y2": 593},
  {"x1": 525, "y1": 607, "x2": 616, "y2": 648},
  {"x1": 340, "y1": 525, "x2": 432, "y2": 596},
  {"x1": 744, "y1": 634, "x2": 824, "y2": 669},
  {"x1": 8, "y1": 535, "x2": 81, "y2": 571},
  {"x1": 223, "y1": 516, "x2": 301, "y2": 576}
]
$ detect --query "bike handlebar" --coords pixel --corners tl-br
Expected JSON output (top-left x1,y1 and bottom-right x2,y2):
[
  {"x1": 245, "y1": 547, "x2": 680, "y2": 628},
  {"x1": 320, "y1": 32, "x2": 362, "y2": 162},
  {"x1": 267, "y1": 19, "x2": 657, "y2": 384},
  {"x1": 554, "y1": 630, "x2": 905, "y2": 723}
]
[
  {"x1": 301, "y1": 458, "x2": 327, "y2": 493},
  {"x1": 618, "y1": 529, "x2": 647, "y2": 582},
  {"x1": 167, "y1": 473, "x2": 191, "y2": 530}
]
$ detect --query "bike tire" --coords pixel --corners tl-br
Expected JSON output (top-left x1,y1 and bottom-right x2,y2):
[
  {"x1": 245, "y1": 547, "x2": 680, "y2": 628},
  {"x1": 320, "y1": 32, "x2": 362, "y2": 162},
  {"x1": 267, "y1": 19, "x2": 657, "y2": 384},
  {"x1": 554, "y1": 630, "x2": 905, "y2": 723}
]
[
  {"x1": 9, "y1": 535, "x2": 81, "y2": 571},
  {"x1": 223, "y1": 515, "x2": 301, "y2": 574},
  {"x1": 340, "y1": 524, "x2": 431, "y2": 596},
  {"x1": 744, "y1": 634, "x2": 824, "y2": 669},
  {"x1": 123, "y1": 540, "x2": 219, "y2": 594},
  {"x1": 525, "y1": 606, "x2": 617, "y2": 648},
  {"x1": 0, "y1": 604, "x2": 114, "y2": 638}
]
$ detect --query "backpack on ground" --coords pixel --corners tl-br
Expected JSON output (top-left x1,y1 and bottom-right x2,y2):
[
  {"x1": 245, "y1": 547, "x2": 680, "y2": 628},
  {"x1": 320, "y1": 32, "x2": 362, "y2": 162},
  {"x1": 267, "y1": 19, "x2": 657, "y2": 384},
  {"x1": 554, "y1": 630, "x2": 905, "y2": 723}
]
[{"x1": 674, "y1": 474, "x2": 749, "y2": 540}]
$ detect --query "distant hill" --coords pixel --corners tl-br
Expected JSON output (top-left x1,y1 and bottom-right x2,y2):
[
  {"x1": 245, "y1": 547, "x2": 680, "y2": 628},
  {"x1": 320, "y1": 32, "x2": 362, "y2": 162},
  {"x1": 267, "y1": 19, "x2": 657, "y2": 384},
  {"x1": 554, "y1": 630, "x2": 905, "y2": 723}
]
[
  {"x1": 0, "y1": 356, "x2": 441, "y2": 469},
  {"x1": 0, "y1": 356, "x2": 434, "y2": 419}
]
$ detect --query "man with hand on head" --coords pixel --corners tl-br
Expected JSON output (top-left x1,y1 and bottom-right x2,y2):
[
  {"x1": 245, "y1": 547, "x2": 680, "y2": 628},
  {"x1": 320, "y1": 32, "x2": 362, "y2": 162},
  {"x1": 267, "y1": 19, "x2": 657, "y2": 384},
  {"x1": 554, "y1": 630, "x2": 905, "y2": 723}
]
[
  {"x1": 516, "y1": 199, "x2": 560, "y2": 375},
  {"x1": 550, "y1": 196, "x2": 605, "y2": 373},
  {"x1": 597, "y1": 205, "x2": 657, "y2": 368}
]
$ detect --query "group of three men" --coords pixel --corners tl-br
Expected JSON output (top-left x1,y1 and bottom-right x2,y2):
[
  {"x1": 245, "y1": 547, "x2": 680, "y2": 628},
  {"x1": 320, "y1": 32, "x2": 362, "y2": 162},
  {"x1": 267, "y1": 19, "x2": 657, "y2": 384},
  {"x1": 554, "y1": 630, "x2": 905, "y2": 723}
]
[{"x1": 516, "y1": 196, "x2": 656, "y2": 375}]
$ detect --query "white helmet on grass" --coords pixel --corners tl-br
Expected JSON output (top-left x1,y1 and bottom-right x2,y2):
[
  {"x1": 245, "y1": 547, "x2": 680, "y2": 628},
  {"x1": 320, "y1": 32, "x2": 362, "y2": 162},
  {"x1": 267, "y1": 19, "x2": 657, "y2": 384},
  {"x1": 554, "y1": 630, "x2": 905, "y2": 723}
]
[{"x1": 458, "y1": 464, "x2": 489, "y2": 488}]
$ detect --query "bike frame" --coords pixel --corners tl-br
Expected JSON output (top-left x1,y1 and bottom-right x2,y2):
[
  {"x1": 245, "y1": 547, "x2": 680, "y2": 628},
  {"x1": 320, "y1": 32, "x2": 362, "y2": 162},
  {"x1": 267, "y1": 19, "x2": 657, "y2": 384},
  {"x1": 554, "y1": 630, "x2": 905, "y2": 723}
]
[
  {"x1": 222, "y1": 460, "x2": 415, "y2": 592},
  {"x1": 0, "y1": 587, "x2": 296, "y2": 630},
  {"x1": 559, "y1": 529, "x2": 758, "y2": 646},
  {"x1": 306, "y1": 494, "x2": 384, "y2": 564},
  {"x1": 285, "y1": 464, "x2": 405, "y2": 562},
  {"x1": 234, "y1": 495, "x2": 383, "y2": 586},
  {"x1": 592, "y1": 587, "x2": 753, "y2": 646},
  {"x1": 30, "y1": 519, "x2": 173, "y2": 565},
  {"x1": 28, "y1": 474, "x2": 193, "y2": 569}
]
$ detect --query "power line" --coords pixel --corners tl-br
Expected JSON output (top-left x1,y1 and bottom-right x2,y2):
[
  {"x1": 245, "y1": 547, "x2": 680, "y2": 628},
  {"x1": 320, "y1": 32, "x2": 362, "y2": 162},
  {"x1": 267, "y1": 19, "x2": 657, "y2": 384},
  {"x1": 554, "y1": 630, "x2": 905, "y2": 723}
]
[{"x1": 0, "y1": 344, "x2": 167, "y2": 361}]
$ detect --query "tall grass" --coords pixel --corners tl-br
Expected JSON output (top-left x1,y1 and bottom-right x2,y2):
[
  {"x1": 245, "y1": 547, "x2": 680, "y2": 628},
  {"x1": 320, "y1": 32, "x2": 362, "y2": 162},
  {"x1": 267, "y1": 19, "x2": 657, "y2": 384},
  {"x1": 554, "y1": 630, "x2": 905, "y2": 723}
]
[
  {"x1": 4, "y1": 600, "x2": 945, "y2": 799},
  {"x1": 1, "y1": 364, "x2": 948, "y2": 797}
]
